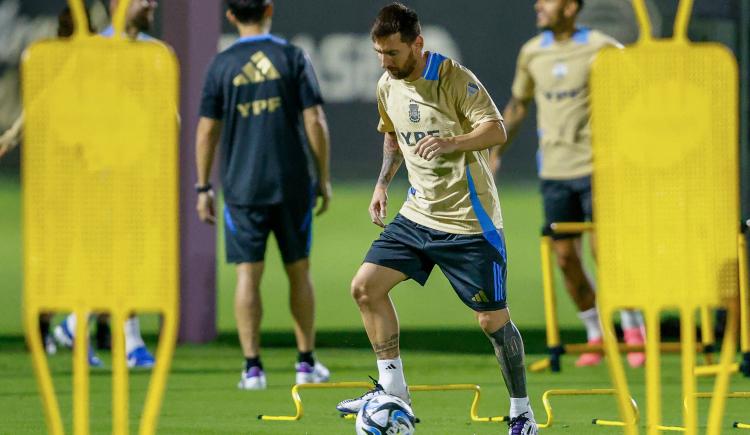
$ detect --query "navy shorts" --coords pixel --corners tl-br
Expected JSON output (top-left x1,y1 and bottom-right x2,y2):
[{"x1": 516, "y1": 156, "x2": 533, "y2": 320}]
[
  {"x1": 541, "y1": 175, "x2": 593, "y2": 240},
  {"x1": 224, "y1": 199, "x2": 313, "y2": 264},
  {"x1": 364, "y1": 214, "x2": 508, "y2": 312}
]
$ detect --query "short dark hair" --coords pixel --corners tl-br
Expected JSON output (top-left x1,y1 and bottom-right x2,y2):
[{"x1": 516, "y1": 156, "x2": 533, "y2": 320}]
[
  {"x1": 227, "y1": 0, "x2": 271, "y2": 24},
  {"x1": 371, "y1": 2, "x2": 421, "y2": 43},
  {"x1": 572, "y1": 0, "x2": 584, "y2": 12},
  {"x1": 58, "y1": 6, "x2": 94, "y2": 37}
]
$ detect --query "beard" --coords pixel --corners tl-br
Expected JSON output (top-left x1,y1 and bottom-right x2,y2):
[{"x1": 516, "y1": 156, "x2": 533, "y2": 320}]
[
  {"x1": 130, "y1": 11, "x2": 153, "y2": 33},
  {"x1": 388, "y1": 52, "x2": 418, "y2": 80}
]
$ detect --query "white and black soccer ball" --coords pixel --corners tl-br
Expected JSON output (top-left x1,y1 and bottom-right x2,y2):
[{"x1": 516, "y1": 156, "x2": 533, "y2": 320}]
[{"x1": 355, "y1": 394, "x2": 416, "y2": 435}]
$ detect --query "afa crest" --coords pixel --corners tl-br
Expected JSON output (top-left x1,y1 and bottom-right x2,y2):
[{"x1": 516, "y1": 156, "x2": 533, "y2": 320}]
[{"x1": 408, "y1": 101, "x2": 420, "y2": 123}]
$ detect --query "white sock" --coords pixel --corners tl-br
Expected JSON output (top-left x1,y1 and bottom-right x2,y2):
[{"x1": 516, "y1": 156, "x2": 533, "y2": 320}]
[
  {"x1": 578, "y1": 308, "x2": 603, "y2": 341},
  {"x1": 377, "y1": 357, "x2": 408, "y2": 398},
  {"x1": 64, "y1": 314, "x2": 77, "y2": 337},
  {"x1": 620, "y1": 310, "x2": 644, "y2": 330},
  {"x1": 125, "y1": 317, "x2": 145, "y2": 354},
  {"x1": 509, "y1": 397, "x2": 534, "y2": 420}
]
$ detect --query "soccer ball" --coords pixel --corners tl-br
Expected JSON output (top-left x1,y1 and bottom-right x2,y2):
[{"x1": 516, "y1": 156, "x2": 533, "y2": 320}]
[{"x1": 355, "y1": 394, "x2": 416, "y2": 435}]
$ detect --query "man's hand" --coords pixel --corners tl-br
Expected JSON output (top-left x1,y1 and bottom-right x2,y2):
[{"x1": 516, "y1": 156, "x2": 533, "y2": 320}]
[
  {"x1": 369, "y1": 186, "x2": 388, "y2": 227},
  {"x1": 316, "y1": 180, "x2": 332, "y2": 216},
  {"x1": 0, "y1": 129, "x2": 19, "y2": 160},
  {"x1": 196, "y1": 191, "x2": 216, "y2": 225},
  {"x1": 414, "y1": 134, "x2": 457, "y2": 161}
]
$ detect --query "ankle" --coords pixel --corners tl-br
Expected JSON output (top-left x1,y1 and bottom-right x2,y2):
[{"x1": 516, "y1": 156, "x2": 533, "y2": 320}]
[
  {"x1": 297, "y1": 351, "x2": 315, "y2": 365},
  {"x1": 245, "y1": 356, "x2": 263, "y2": 371}
]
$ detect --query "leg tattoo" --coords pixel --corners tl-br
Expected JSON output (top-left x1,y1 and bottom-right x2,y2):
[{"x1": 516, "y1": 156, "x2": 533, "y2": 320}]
[
  {"x1": 487, "y1": 321, "x2": 527, "y2": 398},
  {"x1": 373, "y1": 333, "x2": 399, "y2": 359}
]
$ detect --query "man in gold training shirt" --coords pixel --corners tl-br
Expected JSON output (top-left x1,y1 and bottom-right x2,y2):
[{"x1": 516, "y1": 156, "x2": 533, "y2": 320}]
[
  {"x1": 336, "y1": 4, "x2": 538, "y2": 434},
  {"x1": 492, "y1": 0, "x2": 646, "y2": 368}
]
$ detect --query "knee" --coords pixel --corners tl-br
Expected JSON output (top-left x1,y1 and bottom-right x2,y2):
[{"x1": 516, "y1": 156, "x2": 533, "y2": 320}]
[
  {"x1": 477, "y1": 313, "x2": 495, "y2": 333},
  {"x1": 555, "y1": 248, "x2": 581, "y2": 272},
  {"x1": 477, "y1": 310, "x2": 509, "y2": 334},
  {"x1": 350, "y1": 278, "x2": 374, "y2": 308}
]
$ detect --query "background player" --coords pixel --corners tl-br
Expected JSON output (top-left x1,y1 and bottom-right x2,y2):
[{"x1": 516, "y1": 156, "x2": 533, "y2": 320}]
[
  {"x1": 53, "y1": 0, "x2": 160, "y2": 369},
  {"x1": 336, "y1": 4, "x2": 537, "y2": 433},
  {"x1": 195, "y1": 0, "x2": 332, "y2": 390},
  {"x1": 0, "y1": 5, "x2": 97, "y2": 357},
  {"x1": 491, "y1": 0, "x2": 646, "y2": 367}
]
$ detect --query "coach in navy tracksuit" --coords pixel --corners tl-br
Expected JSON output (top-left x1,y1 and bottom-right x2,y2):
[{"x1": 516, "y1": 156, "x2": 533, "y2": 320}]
[{"x1": 195, "y1": 0, "x2": 332, "y2": 390}]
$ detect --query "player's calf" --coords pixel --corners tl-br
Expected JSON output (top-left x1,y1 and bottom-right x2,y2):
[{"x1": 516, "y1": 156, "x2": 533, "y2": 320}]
[{"x1": 484, "y1": 319, "x2": 536, "y2": 425}]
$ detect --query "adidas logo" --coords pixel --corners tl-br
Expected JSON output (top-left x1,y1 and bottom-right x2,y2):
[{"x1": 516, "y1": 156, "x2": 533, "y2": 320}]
[
  {"x1": 385, "y1": 364, "x2": 397, "y2": 370},
  {"x1": 471, "y1": 290, "x2": 489, "y2": 303},
  {"x1": 233, "y1": 51, "x2": 281, "y2": 86}
]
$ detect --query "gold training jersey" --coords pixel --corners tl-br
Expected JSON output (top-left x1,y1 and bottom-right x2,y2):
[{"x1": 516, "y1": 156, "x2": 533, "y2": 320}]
[
  {"x1": 512, "y1": 28, "x2": 620, "y2": 179},
  {"x1": 377, "y1": 52, "x2": 504, "y2": 234}
]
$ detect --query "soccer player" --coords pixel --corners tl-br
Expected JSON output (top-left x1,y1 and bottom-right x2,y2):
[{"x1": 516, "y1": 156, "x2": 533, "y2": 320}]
[
  {"x1": 491, "y1": 0, "x2": 646, "y2": 367},
  {"x1": 53, "y1": 0, "x2": 159, "y2": 369},
  {"x1": 195, "y1": 0, "x2": 332, "y2": 390},
  {"x1": 336, "y1": 4, "x2": 538, "y2": 433}
]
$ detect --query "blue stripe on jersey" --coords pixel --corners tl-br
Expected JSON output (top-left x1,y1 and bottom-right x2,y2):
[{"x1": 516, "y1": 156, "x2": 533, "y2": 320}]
[
  {"x1": 540, "y1": 30, "x2": 554, "y2": 48},
  {"x1": 573, "y1": 27, "x2": 590, "y2": 44},
  {"x1": 466, "y1": 166, "x2": 506, "y2": 260},
  {"x1": 224, "y1": 207, "x2": 237, "y2": 234},
  {"x1": 422, "y1": 52, "x2": 446, "y2": 80},
  {"x1": 233, "y1": 33, "x2": 287, "y2": 46}
]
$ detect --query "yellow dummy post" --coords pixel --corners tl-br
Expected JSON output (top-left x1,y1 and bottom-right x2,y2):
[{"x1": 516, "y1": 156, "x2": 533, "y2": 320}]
[
  {"x1": 22, "y1": 0, "x2": 179, "y2": 433},
  {"x1": 590, "y1": 0, "x2": 741, "y2": 433},
  {"x1": 531, "y1": 219, "x2": 716, "y2": 374}
]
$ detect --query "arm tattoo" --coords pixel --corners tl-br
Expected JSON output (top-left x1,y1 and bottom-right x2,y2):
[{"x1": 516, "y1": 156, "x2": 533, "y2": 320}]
[
  {"x1": 376, "y1": 134, "x2": 403, "y2": 188},
  {"x1": 372, "y1": 333, "x2": 400, "y2": 359}
]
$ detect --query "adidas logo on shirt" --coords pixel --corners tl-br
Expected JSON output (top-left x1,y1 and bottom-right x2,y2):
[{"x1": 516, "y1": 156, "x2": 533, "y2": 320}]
[{"x1": 233, "y1": 51, "x2": 281, "y2": 86}]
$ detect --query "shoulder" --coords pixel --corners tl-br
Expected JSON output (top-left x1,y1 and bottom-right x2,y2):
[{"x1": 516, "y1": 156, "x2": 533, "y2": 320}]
[
  {"x1": 520, "y1": 33, "x2": 551, "y2": 55},
  {"x1": 586, "y1": 29, "x2": 623, "y2": 49},
  {"x1": 438, "y1": 57, "x2": 478, "y2": 85},
  {"x1": 422, "y1": 53, "x2": 473, "y2": 85}
]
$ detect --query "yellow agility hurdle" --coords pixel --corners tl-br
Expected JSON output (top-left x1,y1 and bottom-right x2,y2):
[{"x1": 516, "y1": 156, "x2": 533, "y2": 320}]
[
  {"x1": 536, "y1": 389, "x2": 639, "y2": 429},
  {"x1": 22, "y1": 1, "x2": 179, "y2": 434},
  {"x1": 695, "y1": 392, "x2": 750, "y2": 431},
  {"x1": 590, "y1": 0, "x2": 742, "y2": 433},
  {"x1": 258, "y1": 382, "x2": 508, "y2": 423}
]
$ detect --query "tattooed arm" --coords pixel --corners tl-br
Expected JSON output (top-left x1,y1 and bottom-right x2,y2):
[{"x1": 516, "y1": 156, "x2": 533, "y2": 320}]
[{"x1": 369, "y1": 132, "x2": 403, "y2": 227}]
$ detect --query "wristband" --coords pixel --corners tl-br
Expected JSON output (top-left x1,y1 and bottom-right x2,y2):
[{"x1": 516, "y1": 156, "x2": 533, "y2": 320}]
[{"x1": 195, "y1": 183, "x2": 213, "y2": 193}]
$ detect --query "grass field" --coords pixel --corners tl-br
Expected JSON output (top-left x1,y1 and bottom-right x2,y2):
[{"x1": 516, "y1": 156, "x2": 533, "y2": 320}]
[
  {"x1": 1, "y1": 176, "x2": 749, "y2": 433},
  {"x1": 2, "y1": 338, "x2": 749, "y2": 434},
  {"x1": 0, "y1": 175, "x2": 587, "y2": 336}
]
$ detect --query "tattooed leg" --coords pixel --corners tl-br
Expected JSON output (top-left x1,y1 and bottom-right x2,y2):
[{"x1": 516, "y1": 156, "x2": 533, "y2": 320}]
[{"x1": 351, "y1": 263, "x2": 409, "y2": 396}]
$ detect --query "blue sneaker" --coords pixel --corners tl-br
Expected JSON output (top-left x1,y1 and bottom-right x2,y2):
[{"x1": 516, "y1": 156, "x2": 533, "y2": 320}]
[
  {"x1": 508, "y1": 412, "x2": 538, "y2": 435},
  {"x1": 127, "y1": 346, "x2": 155, "y2": 369},
  {"x1": 88, "y1": 348, "x2": 103, "y2": 368},
  {"x1": 55, "y1": 321, "x2": 102, "y2": 368}
]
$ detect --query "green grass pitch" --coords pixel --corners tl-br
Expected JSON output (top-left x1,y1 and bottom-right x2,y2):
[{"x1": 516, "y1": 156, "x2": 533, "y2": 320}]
[{"x1": 0, "y1": 177, "x2": 748, "y2": 433}]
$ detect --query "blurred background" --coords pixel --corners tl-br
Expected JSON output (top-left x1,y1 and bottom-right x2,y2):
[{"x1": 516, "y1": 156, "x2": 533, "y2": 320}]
[{"x1": 0, "y1": 0, "x2": 747, "y2": 343}]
